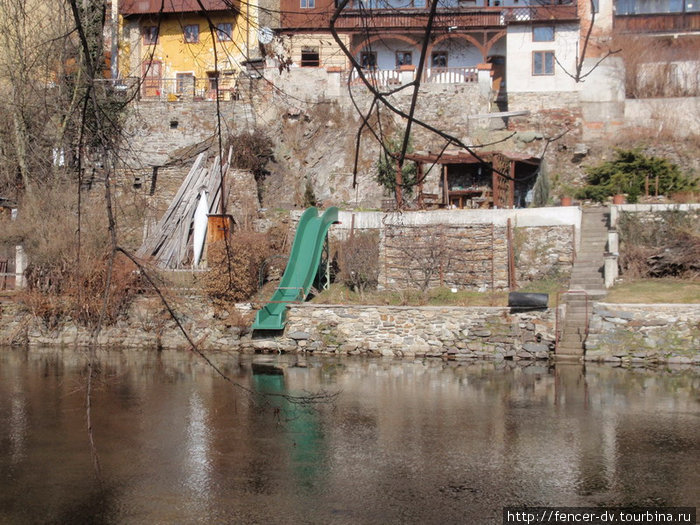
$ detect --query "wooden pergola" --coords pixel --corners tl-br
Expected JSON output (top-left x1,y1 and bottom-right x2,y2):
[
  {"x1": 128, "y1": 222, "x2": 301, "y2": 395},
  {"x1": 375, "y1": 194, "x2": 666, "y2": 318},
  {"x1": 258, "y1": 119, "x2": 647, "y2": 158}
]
[{"x1": 405, "y1": 149, "x2": 540, "y2": 209}]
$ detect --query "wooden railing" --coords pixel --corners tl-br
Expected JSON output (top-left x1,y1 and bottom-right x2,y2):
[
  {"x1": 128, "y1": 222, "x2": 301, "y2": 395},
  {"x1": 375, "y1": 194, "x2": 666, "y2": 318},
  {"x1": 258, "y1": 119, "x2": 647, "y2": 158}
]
[
  {"x1": 424, "y1": 67, "x2": 477, "y2": 84},
  {"x1": 333, "y1": 3, "x2": 577, "y2": 29},
  {"x1": 349, "y1": 66, "x2": 477, "y2": 86},
  {"x1": 614, "y1": 12, "x2": 700, "y2": 33},
  {"x1": 349, "y1": 68, "x2": 402, "y2": 86},
  {"x1": 104, "y1": 77, "x2": 240, "y2": 101}
]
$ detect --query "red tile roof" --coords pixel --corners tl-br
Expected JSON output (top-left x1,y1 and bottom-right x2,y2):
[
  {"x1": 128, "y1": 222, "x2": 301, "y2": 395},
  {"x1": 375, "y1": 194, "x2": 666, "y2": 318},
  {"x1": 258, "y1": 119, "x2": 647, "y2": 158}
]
[{"x1": 120, "y1": 0, "x2": 235, "y2": 15}]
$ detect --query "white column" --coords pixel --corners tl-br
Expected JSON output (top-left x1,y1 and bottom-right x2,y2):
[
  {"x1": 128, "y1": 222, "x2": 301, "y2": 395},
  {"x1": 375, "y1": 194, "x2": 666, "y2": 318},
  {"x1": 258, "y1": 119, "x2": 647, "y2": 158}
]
[{"x1": 15, "y1": 245, "x2": 26, "y2": 289}]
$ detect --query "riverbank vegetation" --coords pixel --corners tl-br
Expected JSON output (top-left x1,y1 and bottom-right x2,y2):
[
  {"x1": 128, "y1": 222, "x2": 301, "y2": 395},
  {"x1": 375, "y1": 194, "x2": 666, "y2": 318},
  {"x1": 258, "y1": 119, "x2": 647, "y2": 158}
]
[{"x1": 618, "y1": 209, "x2": 699, "y2": 279}]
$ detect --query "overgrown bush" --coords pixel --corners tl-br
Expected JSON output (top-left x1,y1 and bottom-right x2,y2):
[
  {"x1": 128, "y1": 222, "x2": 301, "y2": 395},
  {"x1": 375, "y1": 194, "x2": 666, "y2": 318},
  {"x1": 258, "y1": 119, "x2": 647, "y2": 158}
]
[
  {"x1": 576, "y1": 149, "x2": 697, "y2": 203},
  {"x1": 225, "y1": 129, "x2": 274, "y2": 200},
  {"x1": 339, "y1": 231, "x2": 380, "y2": 295},
  {"x1": 23, "y1": 253, "x2": 140, "y2": 328},
  {"x1": 1, "y1": 182, "x2": 140, "y2": 327},
  {"x1": 618, "y1": 210, "x2": 700, "y2": 278},
  {"x1": 202, "y1": 231, "x2": 270, "y2": 305}
]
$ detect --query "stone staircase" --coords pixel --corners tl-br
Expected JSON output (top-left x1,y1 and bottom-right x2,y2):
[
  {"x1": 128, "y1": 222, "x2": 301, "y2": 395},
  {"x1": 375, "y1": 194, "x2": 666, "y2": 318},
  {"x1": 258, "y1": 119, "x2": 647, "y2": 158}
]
[{"x1": 557, "y1": 207, "x2": 609, "y2": 358}]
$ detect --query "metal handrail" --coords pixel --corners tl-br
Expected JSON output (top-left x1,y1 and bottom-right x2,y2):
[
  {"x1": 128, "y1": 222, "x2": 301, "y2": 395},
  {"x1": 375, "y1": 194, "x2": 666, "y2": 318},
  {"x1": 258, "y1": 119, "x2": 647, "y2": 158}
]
[{"x1": 555, "y1": 289, "x2": 590, "y2": 349}]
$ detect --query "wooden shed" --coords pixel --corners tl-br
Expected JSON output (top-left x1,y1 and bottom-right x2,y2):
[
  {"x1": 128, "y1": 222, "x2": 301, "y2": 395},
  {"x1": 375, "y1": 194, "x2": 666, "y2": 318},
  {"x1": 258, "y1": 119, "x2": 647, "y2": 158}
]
[{"x1": 406, "y1": 150, "x2": 540, "y2": 209}]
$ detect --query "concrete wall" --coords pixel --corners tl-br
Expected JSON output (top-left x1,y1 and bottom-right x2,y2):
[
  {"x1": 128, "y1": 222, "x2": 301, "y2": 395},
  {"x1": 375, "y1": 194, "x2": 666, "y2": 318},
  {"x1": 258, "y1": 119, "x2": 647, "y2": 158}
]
[
  {"x1": 610, "y1": 203, "x2": 700, "y2": 229},
  {"x1": 335, "y1": 207, "x2": 581, "y2": 229},
  {"x1": 506, "y1": 22, "x2": 580, "y2": 94},
  {"x1": 624, "y1": 97, "x2": 700, "y2": 138}
]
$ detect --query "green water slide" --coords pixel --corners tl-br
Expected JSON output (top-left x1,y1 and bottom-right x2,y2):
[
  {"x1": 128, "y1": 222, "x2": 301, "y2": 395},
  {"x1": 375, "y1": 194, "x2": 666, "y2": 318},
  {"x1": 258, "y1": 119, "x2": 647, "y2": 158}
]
[{"x1": 252, "y1": 207, "x2": 339, "y2": 331}]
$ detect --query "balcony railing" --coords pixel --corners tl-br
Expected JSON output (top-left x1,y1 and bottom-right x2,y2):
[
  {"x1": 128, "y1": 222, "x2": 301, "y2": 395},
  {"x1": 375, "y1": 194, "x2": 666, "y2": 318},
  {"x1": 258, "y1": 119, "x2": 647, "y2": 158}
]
[
  {"x1": 614, "y1": 12, "x2": 700, "y2": 33},
  {"x1": 350, "y1": 68, "x2": 402, "y2": 86},
  {"x1": 120, "y1": 77, "x2": 240, "y2": 101},
  {"x1": 334, "y1": 3, "x2": 577, "y2": 30},
  {"x1": 425, "y1": 66, "x2": 477, "y2": 83},
  {"x1": 349, "y1": 66, "x2": 477, "y2": 86}
]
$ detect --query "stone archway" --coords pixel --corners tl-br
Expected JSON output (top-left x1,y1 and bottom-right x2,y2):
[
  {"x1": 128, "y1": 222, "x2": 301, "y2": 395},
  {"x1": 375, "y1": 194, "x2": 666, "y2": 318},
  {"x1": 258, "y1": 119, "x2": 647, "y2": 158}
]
[
  {"x1": 426, "y1": 30, "x2": 506, "y2": 64},
  {"x1": 427, "y1": 33, "x2": 486, "y2": 63}
]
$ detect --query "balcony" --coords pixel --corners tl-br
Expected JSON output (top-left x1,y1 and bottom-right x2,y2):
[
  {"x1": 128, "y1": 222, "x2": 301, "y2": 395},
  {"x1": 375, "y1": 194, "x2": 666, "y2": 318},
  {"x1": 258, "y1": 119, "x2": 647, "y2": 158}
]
[
  {"x1": 349, "y1": 66, "x2": 478, "y2": 86},
  {"x1": 333, "y1": 3, "x2": 578, "y2": 30},
  {"x1": 95, "y1": 77, "x2": 239, "y2": 101},
  {"x1": 614, "y1": 12, "x2": 700, "y2": 33}
]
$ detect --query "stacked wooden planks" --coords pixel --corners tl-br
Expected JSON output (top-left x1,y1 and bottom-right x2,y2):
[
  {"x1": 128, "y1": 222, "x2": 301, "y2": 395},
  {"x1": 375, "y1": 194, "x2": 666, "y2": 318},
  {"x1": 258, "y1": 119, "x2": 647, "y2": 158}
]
[{"x1": 137, "y1": 150, "x2": 231, "y2": 268}]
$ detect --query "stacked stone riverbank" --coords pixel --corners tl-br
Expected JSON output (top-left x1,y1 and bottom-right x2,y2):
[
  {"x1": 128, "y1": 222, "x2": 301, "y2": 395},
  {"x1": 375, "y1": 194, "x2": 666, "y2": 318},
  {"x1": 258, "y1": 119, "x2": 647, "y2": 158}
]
[
  {"x1": 1, "y1": 297, "x2": 698, "y2": 365},
  {"x1": 585, "y1": 303, "x2": 700, "y2": 365}
]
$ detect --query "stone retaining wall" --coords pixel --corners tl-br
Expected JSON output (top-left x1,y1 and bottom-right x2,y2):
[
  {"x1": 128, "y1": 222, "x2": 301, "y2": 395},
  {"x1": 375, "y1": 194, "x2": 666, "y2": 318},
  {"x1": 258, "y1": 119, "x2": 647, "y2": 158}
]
[
  {"x1": 5, "y1": 297, "x2": 698, "y2": 365},
  {"x1": 278, "y1": 304, "x2": 555, "y2": 360},
  {"x1": 324, "y1": 209, "x2": 578, "y2": 290},
  {"x1": 585, "y1": 303, "x2": 700, "y2": 365},
  {"x1": 1, "y1": 298, "x2": 554, "y2": 361}
]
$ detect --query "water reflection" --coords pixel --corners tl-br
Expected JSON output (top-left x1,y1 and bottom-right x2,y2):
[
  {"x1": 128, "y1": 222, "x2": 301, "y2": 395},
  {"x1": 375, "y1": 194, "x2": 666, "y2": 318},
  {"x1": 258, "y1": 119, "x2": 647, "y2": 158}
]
[{"x1": 0, "y1": 348, "x2": 698, "y2": 523}]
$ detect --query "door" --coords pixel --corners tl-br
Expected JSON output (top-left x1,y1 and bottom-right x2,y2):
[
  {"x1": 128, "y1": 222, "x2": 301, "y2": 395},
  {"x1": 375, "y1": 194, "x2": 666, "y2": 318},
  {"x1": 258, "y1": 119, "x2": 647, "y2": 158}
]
[
  {"x1": 142, "y1": 60, "x2": 161, "y2": 98},
  {"x1": 487, "y1": 55, "x2": 506, "y2": 99}
]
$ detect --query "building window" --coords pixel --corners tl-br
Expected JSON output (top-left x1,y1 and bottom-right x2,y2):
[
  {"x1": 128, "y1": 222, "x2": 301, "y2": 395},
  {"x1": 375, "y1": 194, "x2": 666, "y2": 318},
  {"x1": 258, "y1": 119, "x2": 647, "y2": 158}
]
[
  {"x1": 301, "y1": 0, "x2": 315, "y2": 7},
  {"x1": 184, "y1": 24, "x2": 199, "y2": 43},
  {"x1": 216, "y1": 23, "x2": 232, "y2": 41},
  {"x1": 616, "y1": 0, "x2": 687, "y2": 15},
  {"x1": 431, "y1": 51, "x2": 448, "y2": 68},
  {"x1": 396, "y1": 51, "x2": 412, "y2": 67},
  {"x1": 360, "y1": 51, "x2": 377, "y2": 69},
  {"x1": 532, "y1": 51, "x2": 555, "y2": 76},
  {"x1": 301, "y1": 47, "x2": 320, "y2": 67},
  {"x1": 532, "y1": 25, "x2": 555, "y2": 42},
  {"x1": 176, "y1": 73, "x2": 195, "y2": 94},
  {"x1": 143, "y1": 26, "x2": 158, "y2": 45}
]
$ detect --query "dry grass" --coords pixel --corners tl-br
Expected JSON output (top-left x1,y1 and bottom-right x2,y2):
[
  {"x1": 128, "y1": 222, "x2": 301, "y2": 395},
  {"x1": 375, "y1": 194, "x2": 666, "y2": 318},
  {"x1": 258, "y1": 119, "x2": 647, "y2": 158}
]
[
  {"x1": 2, "y1": 182, "x2": 142, "y2": 327},
  {"x1": 311, "y1": 284, "x2": 509, "y2": 307},
  {"x1": 605, "y1": 279, "x2": 700, "y2": 304}
]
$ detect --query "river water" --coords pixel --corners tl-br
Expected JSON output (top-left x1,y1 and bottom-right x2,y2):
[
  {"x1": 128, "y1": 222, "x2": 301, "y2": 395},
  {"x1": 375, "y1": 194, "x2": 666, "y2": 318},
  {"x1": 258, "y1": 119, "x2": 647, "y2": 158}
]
[{"x1": 1, "y1": 348, "x2": 698, "y2": 524}]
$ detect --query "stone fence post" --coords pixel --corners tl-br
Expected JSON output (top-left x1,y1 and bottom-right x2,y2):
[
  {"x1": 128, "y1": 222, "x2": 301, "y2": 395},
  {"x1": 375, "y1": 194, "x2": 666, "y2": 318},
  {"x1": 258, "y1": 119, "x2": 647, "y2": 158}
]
[
  {"x1": 15, "y1": 245, "x2": 26, "y2": 289},
  {"x1": 400, "y1": 65, "x2": 415, "y2": 85},
  {"x1": 477, "y1": 63, "x2": 493, "y2": 99},
  {"x1": 326, "y1": 66, "x2": 342, "y2": 97}
]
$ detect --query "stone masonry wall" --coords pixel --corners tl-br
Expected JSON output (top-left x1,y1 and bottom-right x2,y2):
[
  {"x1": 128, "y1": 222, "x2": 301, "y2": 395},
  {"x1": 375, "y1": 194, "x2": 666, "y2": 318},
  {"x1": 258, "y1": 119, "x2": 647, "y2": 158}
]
[
  {"x1": 341, "y1": 223, "x2": 574, "y2": 291},
  {"x1": 0, "y1": 298, "x2": 554, "y2": 361},
  {"x1": 585, "y1": 303, "x2": 700, "y2": 365},
  {"x1": 382, "y1": 223, "x2": 509, "y2": 290},
  {"x1": 280, "y1": 304, "x2": 554, "y2": 360},
  {"x1": 515, "y1": 225, "x2": 575, "y2": 284},
  {"x1": 121, "y1": 101, "x2": 256, "y2": 168}
]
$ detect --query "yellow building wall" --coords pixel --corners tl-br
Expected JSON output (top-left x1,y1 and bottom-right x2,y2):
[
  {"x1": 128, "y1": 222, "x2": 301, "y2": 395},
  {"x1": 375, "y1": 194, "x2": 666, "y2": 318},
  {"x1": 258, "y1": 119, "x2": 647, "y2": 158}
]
[{"x1": 119, "y1": 11, "x2": 251, "y2": 84}]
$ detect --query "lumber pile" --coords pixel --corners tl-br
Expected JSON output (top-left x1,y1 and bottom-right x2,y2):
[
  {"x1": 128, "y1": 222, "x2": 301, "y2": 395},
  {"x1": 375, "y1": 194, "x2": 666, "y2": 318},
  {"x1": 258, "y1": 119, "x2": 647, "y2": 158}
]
[{"x1": 137, "y1": 150, "x2": 231, "y2": 268}]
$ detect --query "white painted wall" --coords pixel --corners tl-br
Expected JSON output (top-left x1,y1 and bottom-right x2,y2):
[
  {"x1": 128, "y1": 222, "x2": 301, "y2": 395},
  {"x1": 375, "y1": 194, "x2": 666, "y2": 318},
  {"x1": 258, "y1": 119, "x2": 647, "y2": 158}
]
[
  {"x1": 624, "y1": 96, "x2": 700, "y2": 138},
  {"x1": 356, "y1": 39, "x2": 482, "y2": 69},
  {"x1": 488, "y1": 37, "x2": 506, "y2": 57},
  {"x1": 431, "y1": 39, "x2": 483, "y2": 67},
  {"x1": 337, "y1": 207, "x2": 582, "y2": 229},
  {"x1": 506, "y1": 22, "x2": 580, "y2": 93}
]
